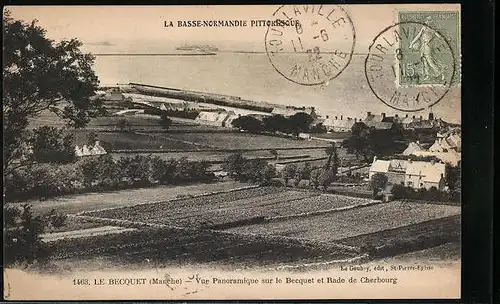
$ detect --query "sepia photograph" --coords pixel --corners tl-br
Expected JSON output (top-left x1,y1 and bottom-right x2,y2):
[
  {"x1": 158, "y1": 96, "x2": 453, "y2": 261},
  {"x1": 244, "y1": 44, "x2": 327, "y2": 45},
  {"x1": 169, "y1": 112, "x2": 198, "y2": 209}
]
[{"x1": 3, "y1": 4, "x2": 464, "y2": 300}]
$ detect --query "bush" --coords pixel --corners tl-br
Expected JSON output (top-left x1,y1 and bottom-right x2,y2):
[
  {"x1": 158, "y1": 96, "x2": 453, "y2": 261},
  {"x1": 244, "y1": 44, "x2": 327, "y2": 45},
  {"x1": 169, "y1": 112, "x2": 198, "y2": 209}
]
[
  {"x1": 391, "y1": 184, "x2": 456, "y2": 203},
  {"x1": 29, "y1": 126, "x2": 76, "y2": 164},
  {"x1": 4, "y1": 154, "x2": 216, "y2": 202},
  {"x1": 4, "y1": 204, "x2": 50, "y2": 266}
]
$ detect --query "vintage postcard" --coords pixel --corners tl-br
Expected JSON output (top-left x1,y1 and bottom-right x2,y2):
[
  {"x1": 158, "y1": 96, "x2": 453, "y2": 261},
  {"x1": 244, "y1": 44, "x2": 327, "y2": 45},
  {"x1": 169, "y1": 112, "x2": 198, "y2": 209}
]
[{"x1": 3, "y1": 4, "x2": 461, "y2": 300}]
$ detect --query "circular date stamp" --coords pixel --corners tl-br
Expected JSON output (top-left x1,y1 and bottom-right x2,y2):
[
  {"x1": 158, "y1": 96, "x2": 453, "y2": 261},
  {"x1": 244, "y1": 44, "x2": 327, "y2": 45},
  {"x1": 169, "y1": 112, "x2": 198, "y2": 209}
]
[
  {"x1": 265, "y1": 5, "x2": 356, "y2": 86},
  {"x1": 365, "y1": 21, "x2": 456, "y2": 112}
]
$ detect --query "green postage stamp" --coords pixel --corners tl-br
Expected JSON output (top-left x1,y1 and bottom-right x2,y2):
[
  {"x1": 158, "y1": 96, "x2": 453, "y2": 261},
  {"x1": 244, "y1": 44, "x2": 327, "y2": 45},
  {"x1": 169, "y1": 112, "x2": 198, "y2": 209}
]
[{"x1": 397, "y1": 11, "x2": 460, "y2": 86}]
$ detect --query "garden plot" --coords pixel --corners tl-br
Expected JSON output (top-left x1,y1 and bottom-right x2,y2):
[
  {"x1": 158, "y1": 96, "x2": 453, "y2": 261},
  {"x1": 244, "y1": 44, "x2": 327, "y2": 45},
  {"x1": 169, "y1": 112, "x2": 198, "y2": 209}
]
[
  {"x1": 338, "y1": 215, "x2": 460, "y2": 248},
  {"x1": 84, "y1": 187, "x2": 316, "y2": 227},
  {"x1": 225, "y1": 201, "x2": 461, "y2": 243},
  {"x1": 46, "y1": 226, "x2": 357, "y2": 268},
  {"x1": 30, "y1": 181, "x2": 250, "y2": 215}
]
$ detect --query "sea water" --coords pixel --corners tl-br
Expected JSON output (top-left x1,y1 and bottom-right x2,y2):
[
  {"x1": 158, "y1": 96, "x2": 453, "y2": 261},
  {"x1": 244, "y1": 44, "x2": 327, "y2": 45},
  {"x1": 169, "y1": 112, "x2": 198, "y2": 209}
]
[{"x1": 93, "y1": 53, "x2": 460, "y2": 123}]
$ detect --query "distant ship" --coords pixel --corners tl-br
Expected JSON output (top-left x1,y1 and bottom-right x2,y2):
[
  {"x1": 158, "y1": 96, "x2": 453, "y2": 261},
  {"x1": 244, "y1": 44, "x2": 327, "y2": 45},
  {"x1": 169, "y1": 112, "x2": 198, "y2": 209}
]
[{"x1": 175, "y1": 44, "x2": 219, "y2": 53}]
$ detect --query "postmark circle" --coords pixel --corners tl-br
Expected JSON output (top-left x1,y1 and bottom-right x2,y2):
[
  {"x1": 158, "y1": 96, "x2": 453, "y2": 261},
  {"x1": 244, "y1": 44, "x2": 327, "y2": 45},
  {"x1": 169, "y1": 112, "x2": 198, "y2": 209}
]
[
  {"x1": 365, "y1": 21, "x2": 456, "y2": 112},
  {"x1": 265, "y1": 5, "x2": 356, "y2": 86}
]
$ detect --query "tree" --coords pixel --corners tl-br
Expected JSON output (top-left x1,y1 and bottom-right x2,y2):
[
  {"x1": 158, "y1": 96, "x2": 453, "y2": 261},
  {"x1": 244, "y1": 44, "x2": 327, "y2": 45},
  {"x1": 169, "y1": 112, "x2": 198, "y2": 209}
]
[
  {"x1": 289, "y1": 112, "x2": 314, "y2": 136},
  {"x1": 318, "y1": 169, "x2": 336, "y2": 191},
  {"x1": 309, "y1": 168, "x2": 321, "y2": 189},
  {"x1": 324, "y1": 143, "x2": 340, "y2": 172},
  {"x1": 343, "y1": 122, "x2": 374, "y2": 162},
  {"x1": 29, "y1": 126, "x2": 76, "y2": 164},
  {"x1": 263, "y1": 115, "x2": 291, "y2": 134},
  {"x1": 370, "y1": 172, "x2": 388, "y2": 198},
  {"x1": 3, "y1": 11, "x2": 104, "y2": 174},
  {"x1": 86, "y1": 131, "x2": 98, "y2": 146},
  {"x1": 222, "y1": 153, "x2": 246, "y2": 179},
  {"x1": 231, "y1": 116, "x2": 263, "y2": 134},
  {"x1": 445, "y1": 162, "x2": 461, "y2": 191},
  {"x1": 309, "y1": 123, "x2": 327, "y2": 133},
  {"x1": 4, "y1": 204, "x2": 67, "y2": 266},
  {"x1": 281, "y1": 164, "x2": 297, "y2": 186},
  {"x1": 293, "y1": 162, "x2": 312, "y2": 186}
]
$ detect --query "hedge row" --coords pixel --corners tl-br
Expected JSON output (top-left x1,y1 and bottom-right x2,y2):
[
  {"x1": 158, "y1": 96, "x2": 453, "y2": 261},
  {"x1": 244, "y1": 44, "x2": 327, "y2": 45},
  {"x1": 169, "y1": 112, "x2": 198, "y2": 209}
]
[{"x1": 4, "y1": 154, "x2": 216, "y2": 202}]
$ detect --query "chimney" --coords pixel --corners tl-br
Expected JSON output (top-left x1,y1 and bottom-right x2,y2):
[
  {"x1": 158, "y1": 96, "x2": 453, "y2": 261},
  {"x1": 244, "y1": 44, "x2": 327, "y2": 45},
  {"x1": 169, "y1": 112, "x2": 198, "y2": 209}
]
[
  {"x1": 429, "y1": 112, "x2": 434, "y2": 120},
  {"x1": 354, "y1": 118, "x2": 357, "y2": 122},
  {"x1": 340, "y1": 115, "x2": 343, "y2": 120},
  {"x1": 367, "y1": 111, "x2": 372, "y2": 116},
  {"x1": 381, "y1": 113, "x2": 386, "y2": 118},
  {"x1": 373, "y1": 156, "x2": 377, "y2": 162},
  {"x1": 406, "y1": 114, "x2": 409, "y2": 118},
  {"x1": 335, "y1": 116, "x2": 338, "y2": 120}
]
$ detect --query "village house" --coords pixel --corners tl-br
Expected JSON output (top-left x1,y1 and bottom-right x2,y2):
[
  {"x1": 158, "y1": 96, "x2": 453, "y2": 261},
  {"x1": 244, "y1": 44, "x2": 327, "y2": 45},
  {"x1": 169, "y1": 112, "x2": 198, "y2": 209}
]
[
  {"x1": 369, "y1": 156, "x2": 447, "y2": 190},
  {"x1": 323, "y1": 115, "x2": 357, "y2": 132},
  {"x1": 75, "y1": 141, "x2": 107, "y2": 157},
  {"x1": 402, "y1": 140, "x2": 461, "y2": 166},
  {"x1": 405, "y1": 160, "x2": 446, "y2": 190},
  {"x1": 271, "y1": 106, "x2": 319, "y2": 119},
  {"x1": 195, "y1": 110, "x2": 234, "y2": 127},
  {"x1": 402, "y1": 141, "x2": 425, "y2": 155},
  {"x1": 363, "y1": 112, "x2": 394, "y2": 130},
  {"x1": 429, "y1": 131, "x2": 461, "y2": 152}
]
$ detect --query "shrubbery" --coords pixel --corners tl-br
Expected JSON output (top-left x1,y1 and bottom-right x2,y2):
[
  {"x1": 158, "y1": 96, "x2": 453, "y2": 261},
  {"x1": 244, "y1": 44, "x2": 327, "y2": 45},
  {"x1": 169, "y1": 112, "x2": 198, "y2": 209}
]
[
  {"x1": 222, "y1": 153, "x2": 277, "y2": 184},
  {"x1": 4, "y1": 204, "x2": 67, "y2": 266},
  {"x1": 391, "y1": 184, "x2": 460, "y2": 203},
  {"x1": 4, "y1": 154, "x2": 216, "y2": 202}
]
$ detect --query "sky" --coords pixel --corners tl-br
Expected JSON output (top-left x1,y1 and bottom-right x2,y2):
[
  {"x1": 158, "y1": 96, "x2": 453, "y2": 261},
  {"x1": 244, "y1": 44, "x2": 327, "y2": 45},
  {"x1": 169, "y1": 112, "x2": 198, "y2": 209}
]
[{"x1": 7, "y1": 4, "x2": 460, "y2": 53}]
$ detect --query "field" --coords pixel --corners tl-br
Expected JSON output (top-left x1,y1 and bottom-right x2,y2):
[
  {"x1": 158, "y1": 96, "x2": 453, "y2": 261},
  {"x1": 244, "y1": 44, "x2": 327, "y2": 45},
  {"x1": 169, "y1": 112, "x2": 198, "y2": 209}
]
[
  {"x1": 224, "y1": 200, "x2": 460, "y2": 243},
  {"x1": 37, "y1": 184, "x2": 461, "y2": 269},
  {"x1": 163, "y1": 132, "x2": 330, "y2": 150},
  {"x1": 45, "y1": 226, "x2": 357, "y2": 269},
  {"x1": 28, "y1": 181, "x2": 252, "y2": 215}
]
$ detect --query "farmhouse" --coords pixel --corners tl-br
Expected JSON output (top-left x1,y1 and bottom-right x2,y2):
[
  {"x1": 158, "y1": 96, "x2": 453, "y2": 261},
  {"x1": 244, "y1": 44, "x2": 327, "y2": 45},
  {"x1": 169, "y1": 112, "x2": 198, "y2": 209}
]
[
  {"x1": 369, "y1": 157, "x2": 406, "y2": 186},
  {"x1": 405, "y1": 160, "x2": 446, "y2": 190},
  {"x1": 369, "y1": 157, "x2": 446, "y2": 190}
]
